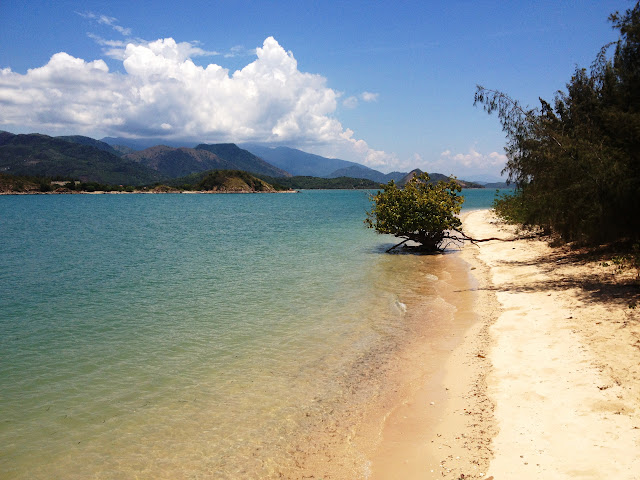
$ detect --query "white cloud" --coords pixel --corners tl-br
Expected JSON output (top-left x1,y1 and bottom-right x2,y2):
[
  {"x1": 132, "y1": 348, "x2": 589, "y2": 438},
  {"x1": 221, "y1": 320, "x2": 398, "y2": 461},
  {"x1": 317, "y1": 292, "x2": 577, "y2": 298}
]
[
  {"x1": 361, "y1": 91, "x2": 379, "y2": 102},
  {"x1": 413, "y1": 147, "x2": 507, "y2": 177},
  {"x1": 343, "y1": 96, "x2": 358, "y2": 108},
  {"x1": 391, "y1": 147, "x2": 506, "y2": 178},
  {"x1": 224, "y1": 45, "x2": 254, "y2": 58},
  {"x1": 97, "y1": 15, "x2": 132, "y2": 36},
  {"x1": 81, "y1": 12, "x2": 218, "y2": 61},
  {"x1": 86, "y1": 34, "x2": 129, "y2": 60},
  {"x1": 342, "y1": 91, "x2": 378, "y2": 109},
  {"x1": 78, "y1": 12, "x2": 131, "y2": 36},
  {"x1": 0, "y1": 36, "x2": 391, "y2": 167},
  {"x1": 440, "y1": 148, "x2": 506, "y2": 168},
  {"x1": 87, "y1": 34, "x2": 218, "y2": 61}
]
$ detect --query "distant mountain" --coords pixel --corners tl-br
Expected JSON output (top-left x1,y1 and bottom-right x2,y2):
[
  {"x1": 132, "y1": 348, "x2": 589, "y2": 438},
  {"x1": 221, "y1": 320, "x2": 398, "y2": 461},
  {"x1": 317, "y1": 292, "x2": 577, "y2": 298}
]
[
  {"x1": 397, "y1": 169, "x2": 452, "y2": 186},
  {"x1": 382, "y1": 172, "x2": 408, "y2": 183},
  {"x1": 242, "y1": 144, "x2": 410, "y2": 183},
  {"x1": 326, "y1": 165, "x2": 387, "y2": 182},
  {"x1": 468, "y1": 174, "x2": 506, "y2": 184},
  {"x1": 110, "y1": 144, "x2": 137, "y2": 156},
  {"x1": 101, "y1": 137, "x2": 198, "y2": 150},
  {"x1": 398, "y1": 169, "x2": 422, "y2": 186},
  {"x1": 123, "y1": 146, "x2": 238, "y2": 178},
  {"x1": 241, "y1": 144, "x2": 358, "y2": 177},
  {"x1": 2, "y1": 131, "x2": 489, "y2": 188},
  {"x1": 57, "y1": 135, "x2": 121, "y2": 156},
  {"x1": 482, "y1": 181, "x2": 512, "y2": 189},
  {"x1": 0, "y1": 131, "x2": 163, "y2": 185},
  {"x1": 325, "y1": 165, "x2": 407, "y2": 183},
  {"x1": 196, "y1": 143, "x2": 290, "y2": 177},
  {"x1": 0, "y1": 131, "x2": 14, "y2": 144}
]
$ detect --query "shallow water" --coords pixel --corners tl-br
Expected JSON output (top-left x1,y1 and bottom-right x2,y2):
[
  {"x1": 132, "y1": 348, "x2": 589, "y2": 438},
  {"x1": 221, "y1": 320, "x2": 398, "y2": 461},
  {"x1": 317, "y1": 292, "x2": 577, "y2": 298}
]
[{"x1": 0, "y1": 189, "x2": 498, "y2": 479}]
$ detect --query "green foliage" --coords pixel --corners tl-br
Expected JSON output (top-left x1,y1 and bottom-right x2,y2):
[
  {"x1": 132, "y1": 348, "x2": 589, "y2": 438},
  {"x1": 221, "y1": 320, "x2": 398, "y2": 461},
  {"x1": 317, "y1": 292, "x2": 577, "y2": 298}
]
[
  {"x1": 492, "y1": 189, "x2": 528, "y2": 225},
  {"x1": 365, "y1": 172, "x2": 464, "y2": 252},
  {"x1": 475, "y1": 2, "x2": 640, "y2": 244}
]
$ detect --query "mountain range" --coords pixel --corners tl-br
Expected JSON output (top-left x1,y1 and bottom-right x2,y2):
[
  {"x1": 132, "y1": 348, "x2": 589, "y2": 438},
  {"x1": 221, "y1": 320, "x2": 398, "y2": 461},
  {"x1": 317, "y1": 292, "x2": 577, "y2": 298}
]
[
  {"x1": 0, "y1": 132, "x2": 164, "y2": 185},
  {"x1": 0, "y1": 130, "x2": 495, "y2": 188},
  {"x1": 239, "y1": 144, "x2": 409, "y2": 183}
]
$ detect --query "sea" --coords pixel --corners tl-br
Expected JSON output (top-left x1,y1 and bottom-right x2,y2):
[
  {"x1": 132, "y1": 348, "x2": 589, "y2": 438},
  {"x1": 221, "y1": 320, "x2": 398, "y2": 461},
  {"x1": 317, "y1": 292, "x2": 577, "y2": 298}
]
[{"x1": 0, "y1": 189, "x2": 501, "y2": 479}]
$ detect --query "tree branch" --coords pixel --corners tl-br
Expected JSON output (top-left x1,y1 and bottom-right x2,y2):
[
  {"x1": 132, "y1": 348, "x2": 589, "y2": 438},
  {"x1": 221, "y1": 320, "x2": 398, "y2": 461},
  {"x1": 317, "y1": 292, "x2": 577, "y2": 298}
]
[{"x1": 386, "y1": 238, "x2": 410, "y2": 253}]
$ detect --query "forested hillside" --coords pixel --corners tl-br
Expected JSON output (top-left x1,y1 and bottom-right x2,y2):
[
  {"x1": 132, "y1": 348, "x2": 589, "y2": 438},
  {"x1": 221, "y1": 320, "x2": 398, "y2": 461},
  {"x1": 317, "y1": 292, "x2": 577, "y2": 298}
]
[{"x1": 0, "y1": 132, "x2": 163, "y2": 185}]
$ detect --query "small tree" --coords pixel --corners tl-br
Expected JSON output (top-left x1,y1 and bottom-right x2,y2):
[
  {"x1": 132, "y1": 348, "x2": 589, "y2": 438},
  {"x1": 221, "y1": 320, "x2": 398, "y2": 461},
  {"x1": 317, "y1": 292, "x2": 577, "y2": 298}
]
[{"x1": 365, "y1": 173, "x2": 467, "y2": 252}]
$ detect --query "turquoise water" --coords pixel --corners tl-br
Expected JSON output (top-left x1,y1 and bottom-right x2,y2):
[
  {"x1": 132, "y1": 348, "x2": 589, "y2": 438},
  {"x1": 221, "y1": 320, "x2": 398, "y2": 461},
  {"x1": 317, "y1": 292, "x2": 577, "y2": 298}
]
[{"x1": 0, "y1": 189, "x2": 498, "y2": 479}]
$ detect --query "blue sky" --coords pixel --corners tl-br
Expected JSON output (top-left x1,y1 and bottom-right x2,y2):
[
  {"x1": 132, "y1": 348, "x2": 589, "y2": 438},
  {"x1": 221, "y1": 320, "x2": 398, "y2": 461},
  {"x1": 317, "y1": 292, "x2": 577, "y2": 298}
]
[{"x1": 0, "y1": 0, "x2": 627, "y2": 179}]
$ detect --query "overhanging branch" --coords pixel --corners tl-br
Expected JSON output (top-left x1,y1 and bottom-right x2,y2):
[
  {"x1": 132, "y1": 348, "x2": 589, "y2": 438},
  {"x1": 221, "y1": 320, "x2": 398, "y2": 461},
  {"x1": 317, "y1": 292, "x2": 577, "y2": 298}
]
[{"x1": 384, "y1": 229, "x2": 524, "y2": 253}]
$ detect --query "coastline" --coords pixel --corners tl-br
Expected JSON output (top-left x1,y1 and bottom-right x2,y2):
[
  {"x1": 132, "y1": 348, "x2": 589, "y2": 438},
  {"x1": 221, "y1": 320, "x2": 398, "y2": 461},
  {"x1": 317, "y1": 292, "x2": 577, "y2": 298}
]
[
  {"x1": 364, "y1": 208, "x2": 640, "y2": 479},
  {"x1": 0, "y1": 189, "x2": 298, "y2": 195},
  {"x1": 425, "y1": 209, "x2": 640, "y2": 479}
]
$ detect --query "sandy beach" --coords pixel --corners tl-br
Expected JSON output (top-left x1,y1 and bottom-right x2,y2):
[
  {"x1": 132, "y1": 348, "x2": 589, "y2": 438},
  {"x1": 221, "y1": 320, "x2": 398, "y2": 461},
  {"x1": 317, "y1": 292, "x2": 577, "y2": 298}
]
[{"x1": 417, "y1": 209, "x2": 640, "y2": 479}]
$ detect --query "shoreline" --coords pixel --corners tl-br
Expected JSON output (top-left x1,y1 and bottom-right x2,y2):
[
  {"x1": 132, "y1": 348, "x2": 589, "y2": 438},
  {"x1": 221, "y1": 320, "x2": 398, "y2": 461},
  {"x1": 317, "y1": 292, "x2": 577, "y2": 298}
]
[
  {"x1": 362, "y1": 211, "x2": 496, "y2": 479},
  {"x1": 429, "y1": 209, "x2": 640, "y2": 479},
  {"x1": 364, "y1": 208, "x2": 640, "y2": 479},
  {"x1": 0, "y1": 189, "x2": 298, "y2": 195},
  {"x1": 367, "y1": 250, "x2": 487, "y2": 479}
]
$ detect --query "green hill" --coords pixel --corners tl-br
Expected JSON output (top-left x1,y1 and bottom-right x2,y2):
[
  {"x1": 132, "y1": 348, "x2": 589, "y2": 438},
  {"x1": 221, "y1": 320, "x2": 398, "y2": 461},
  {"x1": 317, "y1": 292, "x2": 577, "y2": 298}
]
[
  {"x1": 195, "y1": 170, "x2": 282, "y2": 192},
  {"x1": 0, "y1": 132, "x2": 163, "y2": 185},
  {"x1": 398, "y1": 169, "x2": 484, "y2": 188},
  {"x1": 167, "y1": 169, "x2": 289, "y2": 192},
  {"x1": 196, "y1": 143, "x2": 290, "y2": 178},
  {"x1": 123, "y1": 145, "x2": 238, "y2": 178},
  {"x1": 57, "y1": 135, "x2": 122, "y2": 156}
]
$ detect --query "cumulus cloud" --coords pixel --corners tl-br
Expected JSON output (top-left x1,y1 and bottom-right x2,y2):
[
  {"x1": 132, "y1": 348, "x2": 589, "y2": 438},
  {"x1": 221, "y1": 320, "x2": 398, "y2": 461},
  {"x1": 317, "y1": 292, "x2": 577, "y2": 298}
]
[
  {"x1": 343, "y1": 96, "x2": 358, "y2": 108},
  {"x1": 399, "y1": 147, "x2": 507, "y2": 178},
  {"x1": 0, "y1": 36, "x2": 390, "y2": 167},
  {"x1": 224, "y1": 45, "x2": 254, "y2": 58},
  {"x1": 342, "y1": 91, "x2": 379, "y2": 109},
  {"x1": 440, "y1": 148, "x2": 506, "y2": 168},
  {"x1": 80, "y1": 12, "x2": 218, "y2": 61},
  {"x1": 86, "y1": 32, "x2": 218, "y2": 61},
  {"x1": 361, "y1": 91, "x2": 379, "y2": 102}
]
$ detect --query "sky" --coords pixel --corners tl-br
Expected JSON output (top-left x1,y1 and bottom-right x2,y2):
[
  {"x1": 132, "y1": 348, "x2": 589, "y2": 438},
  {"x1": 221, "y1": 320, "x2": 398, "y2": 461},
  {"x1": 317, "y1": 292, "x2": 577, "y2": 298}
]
[{"x1": 0, "y1": 0, "x2": 628, "y2": 180}]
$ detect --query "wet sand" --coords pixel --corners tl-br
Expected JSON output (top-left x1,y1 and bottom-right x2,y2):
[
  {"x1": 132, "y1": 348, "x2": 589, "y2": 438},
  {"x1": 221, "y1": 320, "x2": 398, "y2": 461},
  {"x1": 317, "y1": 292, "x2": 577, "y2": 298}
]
[{"x1": 282, "y1": 250, "x2": 485, "y2": 479}]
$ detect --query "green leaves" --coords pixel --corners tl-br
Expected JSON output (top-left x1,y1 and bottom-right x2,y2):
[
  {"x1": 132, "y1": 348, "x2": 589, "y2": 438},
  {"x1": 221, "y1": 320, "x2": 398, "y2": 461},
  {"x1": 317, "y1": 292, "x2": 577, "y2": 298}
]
[
  {"x1": 476, "y1": 2, "x2": 640, "y2": 244},
  {"x1": 365, "y1": 173, "x2": 465, "y2": 252}
]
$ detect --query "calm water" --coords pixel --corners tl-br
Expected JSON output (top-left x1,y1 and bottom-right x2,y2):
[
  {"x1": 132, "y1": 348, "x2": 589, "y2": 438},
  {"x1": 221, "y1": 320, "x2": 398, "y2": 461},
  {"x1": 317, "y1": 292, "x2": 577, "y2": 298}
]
[{"x1": 0, "y1": 189, "x2": 499, "y2": 479}]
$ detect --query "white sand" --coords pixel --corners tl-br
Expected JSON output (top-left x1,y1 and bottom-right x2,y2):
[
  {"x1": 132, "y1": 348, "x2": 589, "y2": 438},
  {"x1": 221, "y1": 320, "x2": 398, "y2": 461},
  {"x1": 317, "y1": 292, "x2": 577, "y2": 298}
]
[{"x1": 455, "y1": 209, "x2": 640, "y2": 479}]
